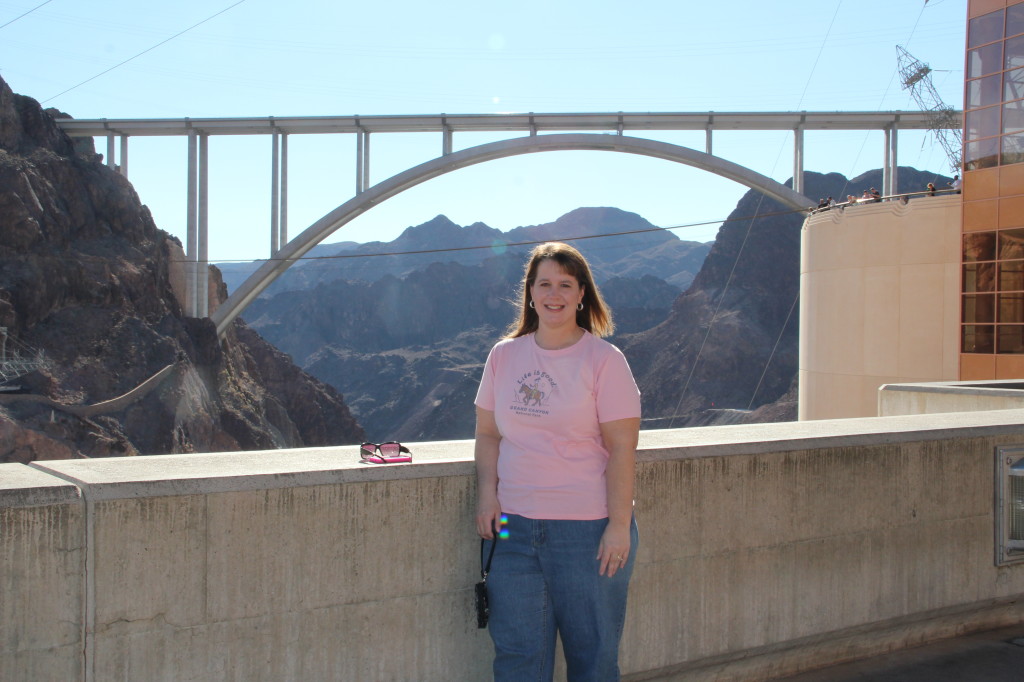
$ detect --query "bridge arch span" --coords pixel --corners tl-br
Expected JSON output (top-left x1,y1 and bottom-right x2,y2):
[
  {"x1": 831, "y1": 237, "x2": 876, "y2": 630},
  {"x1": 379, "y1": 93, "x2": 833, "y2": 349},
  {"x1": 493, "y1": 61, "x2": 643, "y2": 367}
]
[{"x1": 212, "y1": 133, "x2": 813, "y2": 335}]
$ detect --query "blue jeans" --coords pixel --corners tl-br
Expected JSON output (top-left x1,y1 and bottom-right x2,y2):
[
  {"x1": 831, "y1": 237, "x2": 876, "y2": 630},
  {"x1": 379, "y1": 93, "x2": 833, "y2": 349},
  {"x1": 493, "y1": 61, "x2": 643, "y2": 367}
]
[{"x1": 485, "y1": 514, "x2": 639, "y2": 682}]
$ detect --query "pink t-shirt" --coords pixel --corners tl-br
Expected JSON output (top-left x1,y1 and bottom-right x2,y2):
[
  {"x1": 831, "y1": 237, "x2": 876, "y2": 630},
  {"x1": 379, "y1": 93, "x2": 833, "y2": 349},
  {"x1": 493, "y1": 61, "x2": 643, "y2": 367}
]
[{"x1": 474, "y1": 331, "x2": 641, "y2": 520}]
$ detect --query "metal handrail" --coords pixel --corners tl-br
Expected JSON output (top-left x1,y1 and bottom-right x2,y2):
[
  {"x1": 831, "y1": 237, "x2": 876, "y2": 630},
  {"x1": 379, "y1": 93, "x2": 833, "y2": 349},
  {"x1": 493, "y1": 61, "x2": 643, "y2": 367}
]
[{"x1": 810, "y1": 186, "x2": 960, "y2": 213}]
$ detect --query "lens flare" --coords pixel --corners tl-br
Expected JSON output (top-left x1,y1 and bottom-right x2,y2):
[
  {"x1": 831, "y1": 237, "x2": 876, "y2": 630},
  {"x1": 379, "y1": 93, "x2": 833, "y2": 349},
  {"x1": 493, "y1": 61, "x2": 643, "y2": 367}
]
[{"x1": 499, "y1": 514, "x2": 509, "y2": 539}]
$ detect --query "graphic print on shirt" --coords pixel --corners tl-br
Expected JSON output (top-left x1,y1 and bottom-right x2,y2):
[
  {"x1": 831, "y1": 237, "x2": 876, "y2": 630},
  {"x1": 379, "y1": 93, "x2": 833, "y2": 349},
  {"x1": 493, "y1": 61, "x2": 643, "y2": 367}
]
[{"x1": 510, "y1": 369, "x2": 557, "y2": 417}]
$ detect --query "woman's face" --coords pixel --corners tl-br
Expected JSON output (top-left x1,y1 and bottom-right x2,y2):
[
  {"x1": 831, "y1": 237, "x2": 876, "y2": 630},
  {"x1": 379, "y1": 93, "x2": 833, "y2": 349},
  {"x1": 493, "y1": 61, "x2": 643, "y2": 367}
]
[{"x1": 530, "y1": 259, "x2": 584, "y2": 330}]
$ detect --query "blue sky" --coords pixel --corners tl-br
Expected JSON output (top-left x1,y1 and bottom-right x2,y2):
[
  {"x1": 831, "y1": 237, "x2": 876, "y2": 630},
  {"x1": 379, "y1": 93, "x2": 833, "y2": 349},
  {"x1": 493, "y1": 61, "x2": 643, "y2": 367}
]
[{"x1": 1, "y1": 0, "x2": 966, "y2": 262}]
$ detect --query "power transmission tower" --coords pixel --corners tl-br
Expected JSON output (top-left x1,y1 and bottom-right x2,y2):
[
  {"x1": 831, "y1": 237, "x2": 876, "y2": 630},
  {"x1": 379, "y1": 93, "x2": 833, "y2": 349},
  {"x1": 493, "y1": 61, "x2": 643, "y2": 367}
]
[{"x1": 897, "y1": 45, "x2": 963, "y2": 173}]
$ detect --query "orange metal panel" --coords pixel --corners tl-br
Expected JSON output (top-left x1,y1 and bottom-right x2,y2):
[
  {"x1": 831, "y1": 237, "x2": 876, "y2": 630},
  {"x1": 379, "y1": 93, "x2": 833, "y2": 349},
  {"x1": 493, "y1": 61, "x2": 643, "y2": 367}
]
[
  {"x1": 965, "y1": 199, "x2": 999, "y2": 231},
  {"x1": 960, "y1": 352, "x2": 997, "y2": 379},
  {"x1": 995, "y1": 353, "x2": 1024, "y2": 378},
  {"x1": 970, "y1": 0, "x2": 1010, "y2": 19},
  {"x1": 999, "y1": 162, "x2": 1024, "y2": 194},
  {"x1": 999, "y1": 195, "x2": 1024, "y2": 228},
  {"x1": 965, "y1": 168, "x2": 1000, "y2": 200}
]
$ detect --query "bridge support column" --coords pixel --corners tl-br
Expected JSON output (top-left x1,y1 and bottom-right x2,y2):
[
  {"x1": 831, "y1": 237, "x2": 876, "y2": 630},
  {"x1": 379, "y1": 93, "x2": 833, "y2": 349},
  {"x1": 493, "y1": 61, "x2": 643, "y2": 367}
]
[
  {"x1": 271, "y1": 131, "x2": 280, "y2": 255},
  {"x1": 119, "y1": 135, "x2": 128, "y2": 178},
  {"x1": 793, "y1": 125, "x2": 804, "y2": 196},
  {"x1": 281, "y1": 133, "x2": 288, "y2": 246},
  {"x1": 186, "y1": 130, "x2": 198, "y2": 317},
  {"x1": 356, "y1": 130, "x2": 370, "y2": 193},
  {"x1": 442, "y1": 119, "x2": 452, "y2": 155},
  {"x1": 886, "y1": 123, "x2": 899, "y2": 196},
  {"x1": 184, "y1": 129, "x2": 210, "y2": 318},
  {"x1": 106, "y1": 134, "x2": 116, "y2": 171},
  {"x1": 198, "y1": 134, "x2": 209, "y2": 318}
]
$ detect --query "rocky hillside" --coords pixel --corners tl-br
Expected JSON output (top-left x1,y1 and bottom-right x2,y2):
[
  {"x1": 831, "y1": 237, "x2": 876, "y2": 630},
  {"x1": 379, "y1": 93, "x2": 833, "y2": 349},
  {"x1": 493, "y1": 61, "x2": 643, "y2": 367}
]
[{"x1": 0, "y1": 76, "x2": 364, "y2": 463}]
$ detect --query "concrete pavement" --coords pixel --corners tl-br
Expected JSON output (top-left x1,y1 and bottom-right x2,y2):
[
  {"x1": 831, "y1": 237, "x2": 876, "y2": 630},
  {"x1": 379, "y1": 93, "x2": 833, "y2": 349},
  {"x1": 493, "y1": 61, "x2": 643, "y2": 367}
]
[{"x1": 773, "y1": 624, "x2": 1024, "y2": 681}]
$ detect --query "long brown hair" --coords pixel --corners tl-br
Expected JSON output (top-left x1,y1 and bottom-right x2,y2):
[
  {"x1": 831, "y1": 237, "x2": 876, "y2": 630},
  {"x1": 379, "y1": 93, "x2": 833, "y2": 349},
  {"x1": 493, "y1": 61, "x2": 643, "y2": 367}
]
[{"x1": 505, "y1": 242, "x2": 614, "y2": 339}]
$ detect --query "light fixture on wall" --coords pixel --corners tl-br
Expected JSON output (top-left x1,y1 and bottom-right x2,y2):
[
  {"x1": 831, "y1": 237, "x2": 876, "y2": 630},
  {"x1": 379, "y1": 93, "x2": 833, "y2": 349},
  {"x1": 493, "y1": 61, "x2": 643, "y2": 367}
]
[{"x1": 995, "y1": 445, "x2": 1024, "y2": 566}]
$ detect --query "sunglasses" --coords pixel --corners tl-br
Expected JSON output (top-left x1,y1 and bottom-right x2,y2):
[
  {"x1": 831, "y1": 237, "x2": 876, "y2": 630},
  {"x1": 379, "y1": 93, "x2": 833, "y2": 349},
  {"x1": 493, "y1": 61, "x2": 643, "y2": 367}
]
[{"x1": 359, "y1": 442, "x2": 412, "y2": 463}]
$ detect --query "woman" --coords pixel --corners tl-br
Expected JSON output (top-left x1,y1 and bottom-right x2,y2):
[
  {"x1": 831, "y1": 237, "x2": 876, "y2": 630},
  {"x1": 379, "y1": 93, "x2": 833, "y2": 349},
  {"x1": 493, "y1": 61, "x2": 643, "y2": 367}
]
[{"x1": 474, "y1": 242, "x2": 641, "y2": 681}]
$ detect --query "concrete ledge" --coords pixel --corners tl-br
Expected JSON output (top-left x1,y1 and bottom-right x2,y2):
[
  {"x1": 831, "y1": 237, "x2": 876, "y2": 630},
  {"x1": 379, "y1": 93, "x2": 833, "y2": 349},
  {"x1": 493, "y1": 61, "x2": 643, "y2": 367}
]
[
  {"x1": 30, "y1": 444, "x2": 474, "y2": 501},
  {"x1": 25, "y1": 410, "x2": 1024, "y2": 502},
  {"x1": 879, "y1": 381, "x2": 1024, "y2": 417},
  {"x1": 639, "y1": 409, "x2": 1024, "y2": 458},
  {"x1": 0, "y1": 462, "x2": 82, "y2": 507}
]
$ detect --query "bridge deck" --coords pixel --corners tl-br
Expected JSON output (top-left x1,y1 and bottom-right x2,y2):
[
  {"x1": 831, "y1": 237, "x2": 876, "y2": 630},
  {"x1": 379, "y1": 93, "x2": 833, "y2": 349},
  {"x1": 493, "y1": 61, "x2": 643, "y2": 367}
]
[{"x1": 54, "y1": 110, "x2": 957, "y2": 137}]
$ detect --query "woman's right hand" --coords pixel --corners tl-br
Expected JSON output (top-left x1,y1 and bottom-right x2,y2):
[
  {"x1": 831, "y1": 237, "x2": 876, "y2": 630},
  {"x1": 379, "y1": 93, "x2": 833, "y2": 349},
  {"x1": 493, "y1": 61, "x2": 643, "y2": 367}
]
[{"x1": 476, "y1": 494, "x2": 503, "y2": 539}]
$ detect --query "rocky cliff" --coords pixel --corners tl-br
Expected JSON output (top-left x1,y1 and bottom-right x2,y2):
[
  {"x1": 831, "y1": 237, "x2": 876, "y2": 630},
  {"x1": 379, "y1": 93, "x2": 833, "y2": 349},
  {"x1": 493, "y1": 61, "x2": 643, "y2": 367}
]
[
  {"x1": 622, "y1": 167, "x2": 952, "y2": 427},
  {"x1": 0, "y1": 76, "x2": 363, "y2": 463}
]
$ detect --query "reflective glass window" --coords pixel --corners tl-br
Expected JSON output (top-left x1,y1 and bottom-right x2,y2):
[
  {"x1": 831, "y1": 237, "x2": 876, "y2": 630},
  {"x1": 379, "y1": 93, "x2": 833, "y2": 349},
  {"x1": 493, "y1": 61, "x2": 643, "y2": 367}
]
[
  {"x1": 1000, "y1": 229, "x2": 1024, "y2": 259},
  {"x1": 967, "y1": 137, "x2": 1000, "y2": 169},
  {"x1": 1004, "y1": 132, "x2": 1024, "y2": 165},
  {"x1": 963, "y1": 293, "x2": 996, "y2": 323},
  {"x1": 999, "y1": 260, "x2": 1024, "y2": 291},
  {"x1": 970, "y1": 42, "x2": 1004, "y2": 78},
  {"x1": 970, "y1": 73, "x2": 1003, "y2": 108},
  {"x1": 968, "y1": 105, "x2": 1001, "y2": 139},
  {"x1": 964, "y1": 232, "x2": 997, "y2": 262},
  {"x1": 970, "y1": 10, "x2": 1004, "y2": 48},
  {"x1": 966, "y1": 262, "x2": 997, "y2": 292},
  {"x1": 1007, "y1": 100, "x2": 1024, "y2": 134},
  {"x1": 1011, "y1": 4, "x2": 1024, "y2": 38},
  {"x1": 963, "y1": 325, "x2": 995, "y2": 353},
  {"x1": 1001, "y1": 294, "x2": 1024, "y2": 323},
  {"x1": 1008, "y1": 34, "x2": 1024, "y2": 70},
  {"x1": 997, "y1": 325, "x2": 1024, "y2": 353},
  {"x1": 1006, "y1": 68, "x2": 1024, "y2": 102}
]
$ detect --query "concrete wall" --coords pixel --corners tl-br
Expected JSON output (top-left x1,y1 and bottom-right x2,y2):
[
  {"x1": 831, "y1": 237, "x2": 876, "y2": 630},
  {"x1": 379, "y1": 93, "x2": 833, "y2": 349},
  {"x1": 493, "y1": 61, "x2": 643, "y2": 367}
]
[
  {"x1": 4, "y1": 412, "x2": 1024, "y2": 681},
  {"x1": 880, "y1": 380, "x2": 1024, "y2": 417},
  {"x1": 800, "y1": 195, "x2": 962, "y2": 421}
]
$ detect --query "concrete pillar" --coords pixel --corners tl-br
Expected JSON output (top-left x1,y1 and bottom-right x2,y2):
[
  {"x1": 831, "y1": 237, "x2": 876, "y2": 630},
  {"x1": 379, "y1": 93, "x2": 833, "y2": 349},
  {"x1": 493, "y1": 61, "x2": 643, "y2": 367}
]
[
  {"x1": 362, "y1": 131, "x2": 370, "y2": 191},
  {"x1": 106, "y1": 133, "x2": 115, "y2": 170},
  {"x1": 280, "y1": 133, "x2": 288, "y2": 247},
  {"x1": 883, "y1": 128, "x2": 892, "y2": 196},
  {"x1": 198, "y1": 134, "x2": 209, "y2": 319},
  {"x1": 793, "y1": 126, "x2": 804, "y2": 196},
  {"x1": 356, "y1": 128, "x2": 364, "y2": 195},
  {"x1": 270, "y1": 131, "x2": 280, "y2": 254},
  {"x1": 119, "y1": 135, "x2": 128, "y2": 177},
  {"x1": 889, "y1": 123, "x2": 899, "y2": 196},
  {"x1": 186, "y1": 129, "x2": 198, "y2": 318},
  {"x1": 442, "y1": 119, "x2": 452, "y2": 156},
  {"x1": 706, "y1": 126, "x2": 713, "y2": 156}
]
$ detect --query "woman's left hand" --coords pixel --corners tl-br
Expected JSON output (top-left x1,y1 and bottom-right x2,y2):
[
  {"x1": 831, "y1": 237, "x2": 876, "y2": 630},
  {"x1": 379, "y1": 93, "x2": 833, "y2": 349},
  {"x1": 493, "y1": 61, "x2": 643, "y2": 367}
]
[{"x1": 597, "y1": 523, "x2": 631, "y2": 577}]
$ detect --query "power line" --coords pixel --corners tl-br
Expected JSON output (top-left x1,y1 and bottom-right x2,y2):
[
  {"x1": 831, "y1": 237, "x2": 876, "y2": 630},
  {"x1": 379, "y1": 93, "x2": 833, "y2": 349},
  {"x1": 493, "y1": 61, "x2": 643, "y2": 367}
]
[
  {"x1": 0, "y1": 0, "x2": 54, "y2": 31},
  {"x1": 42, "y1": 1, "x2": 247, "y2": 104},
  {"x1": 667, "y1": 0, "x2": 841, "y2": 427},
  {"x1": 173, "y1": 206, "x2": 811, "y2": 265}
]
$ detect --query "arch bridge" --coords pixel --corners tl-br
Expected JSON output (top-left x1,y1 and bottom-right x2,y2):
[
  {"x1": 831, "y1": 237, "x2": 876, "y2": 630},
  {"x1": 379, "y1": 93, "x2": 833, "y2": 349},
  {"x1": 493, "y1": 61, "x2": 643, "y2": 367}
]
[{"x1": 55, "y1": 110, "x2": 959, "y2": 335}]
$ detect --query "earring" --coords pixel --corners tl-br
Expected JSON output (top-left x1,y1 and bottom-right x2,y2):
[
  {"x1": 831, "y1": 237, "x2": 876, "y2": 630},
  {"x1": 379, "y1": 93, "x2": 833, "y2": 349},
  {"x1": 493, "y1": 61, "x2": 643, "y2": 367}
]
[
  {"x1": 577, "y1": 302, "x2": 584, "y2": 311},
  {"x1": 529, "y1": 301, "x2": 535, "y2": 309}
]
